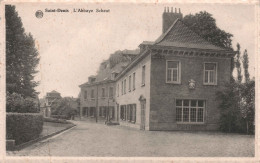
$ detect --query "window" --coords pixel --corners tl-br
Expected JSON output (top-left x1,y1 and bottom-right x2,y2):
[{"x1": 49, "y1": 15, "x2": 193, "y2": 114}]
[
  {"x1": 204, "y1": 63, "x2": 217, "y2": 85},
  {"x1": 120, "y1": 105, "x2": 127, "y2": 120},
  {"x1": 133, "y1": 73, "x2": 136, "y2": 90},
  {"x1": 109, "y1": 106, "x2": 115, "y2": 119},
  {"x1": 99, "y1": 107, "x2": 106, "y2": 117},
  {"x1": 101, "y1": 88, "x2": 105, "y2": 98},
  {"x1": 129, "y1": 75, "x2": 131, "y2": 92},
  {"x1": 91, "y1": 89, "x2": 95, "y2": 99},
  {"x1": 89, "y1": 107, "x2": 95, "y2": 117},
  {"x1": 121, "y1": 81, "x2": 123, "y2": 95},
  {"x1": 124, "y1": 79, "x2": 126, "y2": 94},
  {"x1": 117, "y1": 84, "x2": 119, "y2": 97},
  {"x1": 176, "y1": 99, "x2": 205, "y2": 123},
  {"x1": 84, "y1": 91, "x2": 87, "y2": 100},
  {"x1": 109, "y1": 87, "x2": 113, "y2": 98},
  {"x1": 127, "y1": 104, "x2": 136, "y2": 123},
  {"x1": 83, "y1": 107, "x2": 88, "y2": 116},
  {"x1": 142, "y1": 65, "x2": 145, "y2": 86},
  {"x1": 166, "y1": 61, "x2": 181, "y2": 83}
]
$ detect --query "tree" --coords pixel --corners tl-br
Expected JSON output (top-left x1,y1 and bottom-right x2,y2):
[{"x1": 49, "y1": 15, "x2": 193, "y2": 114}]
[
  {"x1": 51, "y1": 98, "x2": 78, "y2": 119},
  {"x1": 6, "y1": 5, "x2": 40, "y2": 98},
  {"x1": 216, "y1": 83, "x2": 243, "y2": 133},
  {"x1": 243, "y1": 49, "x2": 250, "y2": 83},
  {"x1": 235, "y1": 43, "x2": 243, "y2": 83},
  {"x1": 183, "y1": 11, "x2": 233, "y2": 49}
]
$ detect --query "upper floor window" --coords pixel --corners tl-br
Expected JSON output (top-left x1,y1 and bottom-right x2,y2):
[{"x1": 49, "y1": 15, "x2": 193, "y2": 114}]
[
  {"x1": 121, "y1": 81, "x2": 123, "y2": 95},
  {"x1": 133, "y1": 72, "x2": 136, "y2": 90},
  {"x1": 91, "y1": 89, "x2": 95, "y2": 99},
  {"x1": 129, "y1": 75, "x2": 131, "y2": 92},
  {"x1": 84, "y1": 90, "x2": 87, "y2": 100},
  {"x1": 117, "y1": 84, "x2": 119, "y2": 97},
  {"x1": 109, "y1": 87, "x2": 113, "y2": 98},
  {"x1": 204, "y1": 63, "x2": 217, "y2": 85},
  {"x1": 166, "y1": 60, "x2": 181, "y2": 84},
  {"x1": 142, "y1": 65, "x2": 145, "y2": 86},
  {"x1": 124, "y1": 79, "x2": 126, "y2": 94},
  {"x1": 101, "y1": 88, "x2": 106, "y2": 98}
]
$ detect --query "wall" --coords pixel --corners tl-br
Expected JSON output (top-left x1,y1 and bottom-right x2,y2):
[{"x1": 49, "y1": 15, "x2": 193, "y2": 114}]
[
  {"x1": 116, "y1": 53, "x2": 151, "y2": 130},
  {"x1": 150, "y1": 54, "x2": 231, "y2": 131}
]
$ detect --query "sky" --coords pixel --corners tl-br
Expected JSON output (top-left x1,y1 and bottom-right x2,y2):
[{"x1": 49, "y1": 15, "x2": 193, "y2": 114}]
[{"x1": 11, "y1": 3, "x2": 256, "y2": 98}]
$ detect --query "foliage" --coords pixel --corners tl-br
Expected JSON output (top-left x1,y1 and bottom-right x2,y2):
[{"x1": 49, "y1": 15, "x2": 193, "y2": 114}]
[
  {"x1": 51, "y1": 98, "x2": 78, "y2": 119},
  {"x1": 44, "y1": 117, "x2": 70, "y2": 124},
  {"x1": 217, "y1": 80, "x2": 255, "y2": 134},
  {"x1": 235, "y1": 43, "x2": 243, "y2": 83},
  {"x1": 6, "y1": 92, "x2": 39, "y2": 113},
  {"x1": 6, "y1": 113, "x2": 43, "y2": 145},
  {"x1": 107, "y1": 50, "x2": 131, "y2": 69},
  {"x1": 183, "y1": 11, "x2": 233, "y2": 49},
  {"x1": 243, "y1": 49, "x2": 250, "y2": 83},
  {"x1": 6, "y1": 5, "x2": 40, "y2": 98}
]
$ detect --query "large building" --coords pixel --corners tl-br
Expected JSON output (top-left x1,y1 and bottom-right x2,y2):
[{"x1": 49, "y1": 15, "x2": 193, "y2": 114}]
[{"x1": 79, "y1": 8, "x2": 235, "y2": 130}]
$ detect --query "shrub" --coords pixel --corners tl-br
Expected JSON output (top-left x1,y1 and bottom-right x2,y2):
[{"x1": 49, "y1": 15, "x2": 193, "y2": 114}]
[
  {"x1": 44, "y1": 117, "x2": 69, "y2": 124},
  {"x1": 6, "y1": 92, "x2": 39, "y2": 113},
  {"x1": 51, "y1": 115, "x2": 69, "y2": 120},
  {"x1": 6, "y1": 113, "x2": 43, "y2": 145}
]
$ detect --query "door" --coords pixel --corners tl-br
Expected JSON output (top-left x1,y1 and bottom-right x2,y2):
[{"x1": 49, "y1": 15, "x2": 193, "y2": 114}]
[{"x1": 140, "y1": 101, "x2": 146, "y2": 130}]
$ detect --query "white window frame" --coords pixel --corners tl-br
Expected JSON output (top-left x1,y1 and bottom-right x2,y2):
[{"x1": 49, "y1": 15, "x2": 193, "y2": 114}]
[
  {"x1": 203, "y1": 62, "x2": 218, "y2": 85},
  {"x1": 175, "y1": 99, "x2": 205, "y2": 124},
  {"x1": 166, "y1": 60, "x2": 181, "y2": 84}
]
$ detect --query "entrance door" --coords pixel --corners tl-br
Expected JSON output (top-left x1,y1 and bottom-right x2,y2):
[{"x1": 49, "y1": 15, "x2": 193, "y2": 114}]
[
  {"x1": 140, "y1": 101, "x2": 146, "y2": 130},
  {"x1": 116, "y1": 104, "x2": 119, "y2": 121}
]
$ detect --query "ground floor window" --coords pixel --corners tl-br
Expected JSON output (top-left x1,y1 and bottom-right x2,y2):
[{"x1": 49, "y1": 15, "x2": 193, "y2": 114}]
[
  {"x1": 99, "y1": 107, "x2": 107, "y2": 117},
  {"x1": 176, "y1": 99, "x2": 205, "y2": 123},
  {"x1": 89, "y1": 107, "x2": 95, "y2": 117},
  {"x1": 83, "y1": 107, "x2": 88, "y2": 116},
  {"x1": 127, "y1": 104, "x2": 136, "y2": 123},
  {"x1": 120, "y1": 105, "x2": 126, "y2": 120},
  {"x1": 109, "y1": 106, "x2": 115, "y2": 119}
]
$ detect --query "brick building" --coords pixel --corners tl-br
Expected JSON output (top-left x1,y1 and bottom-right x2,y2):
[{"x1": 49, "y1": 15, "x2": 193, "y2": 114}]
[{"x1": 79, "y1": 8, "x2": 235, "y2": 130}]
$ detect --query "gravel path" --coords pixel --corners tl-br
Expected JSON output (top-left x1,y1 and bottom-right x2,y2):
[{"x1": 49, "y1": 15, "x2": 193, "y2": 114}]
[{"x1": 7, "y1": 120, "x2": 255, "y2": 157}]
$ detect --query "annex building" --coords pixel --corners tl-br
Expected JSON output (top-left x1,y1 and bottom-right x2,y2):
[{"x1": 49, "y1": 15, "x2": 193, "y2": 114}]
[{"x1": 79, "y1": 8, "x2": 235, "y2": 131}]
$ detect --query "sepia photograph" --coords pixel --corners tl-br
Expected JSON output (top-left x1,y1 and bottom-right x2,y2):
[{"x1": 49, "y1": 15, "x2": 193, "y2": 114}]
[{"x1": 1, "y1": 1, "x2": 257, "y2": 161}]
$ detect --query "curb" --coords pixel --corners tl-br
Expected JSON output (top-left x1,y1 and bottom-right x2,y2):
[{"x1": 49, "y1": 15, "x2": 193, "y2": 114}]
[{"x1": 8, "y1": 123, "x2": 76, "y2": 151}]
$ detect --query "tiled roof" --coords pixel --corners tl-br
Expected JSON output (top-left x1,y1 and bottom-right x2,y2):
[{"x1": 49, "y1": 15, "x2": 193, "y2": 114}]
[{"x1": 155, "y1": 19, "x2": 227, "y2": 51}]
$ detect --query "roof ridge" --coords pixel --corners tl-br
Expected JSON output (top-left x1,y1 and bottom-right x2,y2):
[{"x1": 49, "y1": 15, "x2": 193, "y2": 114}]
[{"x1": 154, "y1": 18, "x2": 180, "y2": 44}]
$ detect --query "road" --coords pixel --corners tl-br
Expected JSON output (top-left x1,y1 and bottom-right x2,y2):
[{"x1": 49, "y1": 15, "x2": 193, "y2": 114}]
[{"x1": 7, "y1": 120, "x2": 255, "y2": 157}]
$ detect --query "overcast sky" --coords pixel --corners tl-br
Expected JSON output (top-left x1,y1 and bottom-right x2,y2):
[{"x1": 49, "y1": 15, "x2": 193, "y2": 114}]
[{"x1": 13, "y1": 3, "x2": 256, "y2": 98}]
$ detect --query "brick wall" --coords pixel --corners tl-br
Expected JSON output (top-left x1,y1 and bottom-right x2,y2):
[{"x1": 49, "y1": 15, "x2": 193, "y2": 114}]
[{"x1": 150, "y1": 54, "x2": 231, "y2": 131}]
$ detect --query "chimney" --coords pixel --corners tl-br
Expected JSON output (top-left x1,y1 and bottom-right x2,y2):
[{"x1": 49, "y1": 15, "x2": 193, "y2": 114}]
[{"x1": 162, "y1": 7, "x2": 183, "y2": 33}]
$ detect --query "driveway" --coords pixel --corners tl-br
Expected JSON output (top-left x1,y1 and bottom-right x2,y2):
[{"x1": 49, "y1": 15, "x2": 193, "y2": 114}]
[{"x1": 7, "y1": 120, "x2": 255, "y2": 157}]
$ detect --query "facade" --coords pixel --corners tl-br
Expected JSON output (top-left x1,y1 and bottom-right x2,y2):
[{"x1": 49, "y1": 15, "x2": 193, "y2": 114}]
[
  {"x1": 79, "y1": 8, "x2": 235, "y2": 131},
  {"x1": 79, "y1": 50, "x2": 139, "y2": 122}
]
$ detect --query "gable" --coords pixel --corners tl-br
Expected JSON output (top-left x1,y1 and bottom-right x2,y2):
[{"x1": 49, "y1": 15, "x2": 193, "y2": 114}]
[{"x1": 155, "y1": 19, "x2": 225, "y2": 51}]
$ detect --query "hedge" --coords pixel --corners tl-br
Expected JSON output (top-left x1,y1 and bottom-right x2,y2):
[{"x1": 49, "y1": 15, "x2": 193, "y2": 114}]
[
  {"x1": 51, "y1": 115, "x2": 69, "y2": 120},
  {"x1": 6, "y1": 113, "x2": 43, "y2": 145},
  {"x1": 44, "y1": 117, "x2": 69, "y2": 124}
]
